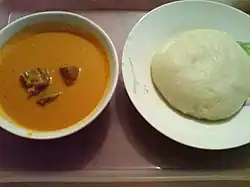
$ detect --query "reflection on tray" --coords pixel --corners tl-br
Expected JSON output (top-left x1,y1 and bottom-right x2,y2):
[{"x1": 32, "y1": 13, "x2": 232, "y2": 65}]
[
  {"x1": 116, "y1": 83, "x2": 250, "y2": 170},
  {"x1": 2, "y1": 0, "x2": 173, "y2": 11},
  {"x1": 0, "y1": 108, "x2": 110, "y2": 171}
]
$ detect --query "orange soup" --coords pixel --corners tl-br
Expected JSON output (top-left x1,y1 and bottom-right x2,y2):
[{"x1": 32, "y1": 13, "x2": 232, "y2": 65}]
[{"x1": 0, "y1": 22, "x2": 109, "y2": 131}]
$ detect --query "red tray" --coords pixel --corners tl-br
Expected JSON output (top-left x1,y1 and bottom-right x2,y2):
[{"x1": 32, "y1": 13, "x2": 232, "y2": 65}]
[{"x1": 0, "y1": 0, "x2": 250, "y2": 185}]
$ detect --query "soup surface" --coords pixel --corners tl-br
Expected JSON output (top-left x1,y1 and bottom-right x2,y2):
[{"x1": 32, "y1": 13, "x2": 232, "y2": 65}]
[{"x1": 0, "y1": 22, "x2": 109, "y2": 131}]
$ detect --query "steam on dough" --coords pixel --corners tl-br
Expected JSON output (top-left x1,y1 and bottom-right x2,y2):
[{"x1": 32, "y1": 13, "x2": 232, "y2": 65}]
[{"x1": 151, "y1": 29, "x2": 250, "y2": 120}]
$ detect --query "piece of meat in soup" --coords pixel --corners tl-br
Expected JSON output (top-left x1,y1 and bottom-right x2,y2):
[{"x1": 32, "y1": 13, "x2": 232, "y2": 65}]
[
  {"x1": 20, "y1": 68, "x2": 52, "y2": 98},
  {"x1": 36, "y1": 92, "x2": 61, "y2": 106},
  {"x1": 60, "y1": 65, "x2": 80, "y2": 86}
]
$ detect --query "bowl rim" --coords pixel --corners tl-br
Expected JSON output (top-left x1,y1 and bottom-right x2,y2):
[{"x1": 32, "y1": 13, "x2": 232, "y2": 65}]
[
  {"x1": 0, "y1": 11, "x2": 119, "y2": 140},
  {"x1": 122, "y1": 0, "x2": 250, "y2": 150}
]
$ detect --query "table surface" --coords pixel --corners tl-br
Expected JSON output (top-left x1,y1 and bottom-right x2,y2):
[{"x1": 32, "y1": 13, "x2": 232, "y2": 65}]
[{"x1": 0, "y1": 0, "x2": 250, "y2": 183}]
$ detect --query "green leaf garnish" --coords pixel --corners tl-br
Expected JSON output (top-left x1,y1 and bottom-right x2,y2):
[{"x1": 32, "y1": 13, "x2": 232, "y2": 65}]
[{"x1": 238, "y1": 42, "x2": 250, "y2": 56}]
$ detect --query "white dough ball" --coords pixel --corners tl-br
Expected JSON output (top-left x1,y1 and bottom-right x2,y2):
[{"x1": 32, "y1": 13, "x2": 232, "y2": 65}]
[{"x1": 151, "y1": 29, "x2": 250, "y2": 120}]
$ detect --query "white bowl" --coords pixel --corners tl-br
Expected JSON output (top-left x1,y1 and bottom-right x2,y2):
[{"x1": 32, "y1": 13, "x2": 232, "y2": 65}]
[
  {"x1": 0, "y1": 11, "x2": 119, "y2": 140},
  {"x1": 122, "y1": 0, "x2": 250, "y2": 150}
]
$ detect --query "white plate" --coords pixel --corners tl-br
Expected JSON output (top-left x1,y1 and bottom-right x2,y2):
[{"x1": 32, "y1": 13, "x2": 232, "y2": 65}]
[{"x1": 122, "y1": 0, "x2": 250, "y2": 150}]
